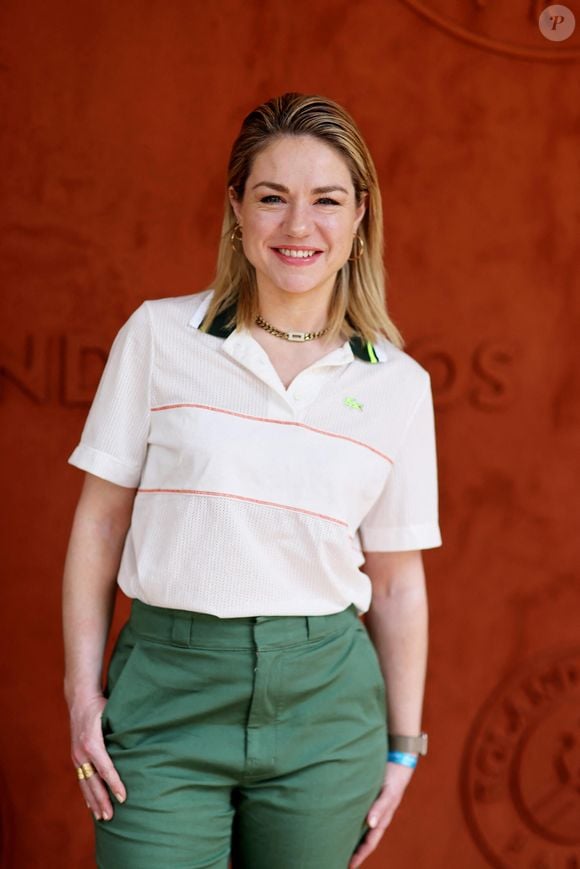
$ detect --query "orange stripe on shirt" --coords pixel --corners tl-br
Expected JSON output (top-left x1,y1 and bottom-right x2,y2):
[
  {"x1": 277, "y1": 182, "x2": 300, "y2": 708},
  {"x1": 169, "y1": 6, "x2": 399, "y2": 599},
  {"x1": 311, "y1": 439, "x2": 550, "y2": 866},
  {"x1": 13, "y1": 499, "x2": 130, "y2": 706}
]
[
  {"x1": 138, "y1": 487, "x2": 349, "y2": 528},
  {"x1": 151, "y1": 402, "x2": 394, "y2": 464}
]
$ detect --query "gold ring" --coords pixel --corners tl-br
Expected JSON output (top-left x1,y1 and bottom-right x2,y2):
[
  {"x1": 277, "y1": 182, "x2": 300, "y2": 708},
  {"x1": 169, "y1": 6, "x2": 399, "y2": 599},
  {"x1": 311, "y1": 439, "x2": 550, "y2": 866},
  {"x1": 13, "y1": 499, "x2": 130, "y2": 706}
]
[
  {"x1": 81, "y1": 762, "x2": 96, "y2": 779},
  {"x1": 76, "y1": 766, "x2": 85, "y2": 781}
]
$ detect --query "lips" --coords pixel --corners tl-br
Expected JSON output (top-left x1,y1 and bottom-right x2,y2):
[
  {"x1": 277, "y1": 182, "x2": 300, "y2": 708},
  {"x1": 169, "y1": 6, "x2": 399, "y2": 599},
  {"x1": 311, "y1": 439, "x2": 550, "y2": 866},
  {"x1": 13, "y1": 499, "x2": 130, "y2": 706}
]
[{"x1": 271, "y1": 246, "x2": 323, "y2": 265}]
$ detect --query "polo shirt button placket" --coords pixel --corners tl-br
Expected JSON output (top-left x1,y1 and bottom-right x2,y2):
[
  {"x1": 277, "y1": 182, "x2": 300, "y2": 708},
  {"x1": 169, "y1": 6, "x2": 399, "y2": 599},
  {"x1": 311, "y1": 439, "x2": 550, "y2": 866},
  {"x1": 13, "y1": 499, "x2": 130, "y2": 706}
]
[
  {"x1": 289, "y1": 390, "x2": 308, "y2": 419},
  {"x1": 288, "y1": 373, "x2": 317, "y2": 415}
]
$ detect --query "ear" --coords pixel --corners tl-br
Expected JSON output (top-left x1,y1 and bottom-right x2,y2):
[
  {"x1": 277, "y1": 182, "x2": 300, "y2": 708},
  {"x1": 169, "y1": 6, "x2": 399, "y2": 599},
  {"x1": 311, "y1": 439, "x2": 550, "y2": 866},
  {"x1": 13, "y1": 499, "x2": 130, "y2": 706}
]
[
  {"x1": 228, "y1": 186, "x2": 242, "y2": 224},
  {"x1": 354, "y1": 191, "x2": 367, "y2": 232}
]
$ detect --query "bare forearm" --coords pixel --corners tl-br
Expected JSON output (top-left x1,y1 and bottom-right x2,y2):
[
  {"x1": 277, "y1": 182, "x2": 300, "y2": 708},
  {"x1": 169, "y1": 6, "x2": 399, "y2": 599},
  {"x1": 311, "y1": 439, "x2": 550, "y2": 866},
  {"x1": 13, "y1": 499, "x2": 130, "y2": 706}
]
[
  {"x1": 364, "y1": 576, "x2": 428, "y2": 735},
  {"x1": 63, "y1": 522, "x2": 119, "y2": 708},
  {"x1": 63, "y1": 475, "x2": 135, "y2": 709}
]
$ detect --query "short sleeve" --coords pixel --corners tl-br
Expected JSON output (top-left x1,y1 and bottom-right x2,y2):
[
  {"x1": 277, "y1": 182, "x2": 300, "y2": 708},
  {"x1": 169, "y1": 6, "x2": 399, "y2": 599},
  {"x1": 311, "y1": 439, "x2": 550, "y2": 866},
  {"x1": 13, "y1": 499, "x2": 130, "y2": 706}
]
[
  {"x1": 68, "y1": 303, "x2": 152, "y2": 487},
  {"x1": 358, "y1": 375, "x2": 442, "y2": 552}
]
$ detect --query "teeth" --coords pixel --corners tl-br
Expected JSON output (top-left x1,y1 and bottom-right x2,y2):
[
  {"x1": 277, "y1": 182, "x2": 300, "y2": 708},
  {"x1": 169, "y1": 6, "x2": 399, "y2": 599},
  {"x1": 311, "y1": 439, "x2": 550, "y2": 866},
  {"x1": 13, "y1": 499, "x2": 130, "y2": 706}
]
[{"x1": 277, "y1": 248, "x2": 318, "y2": 258}]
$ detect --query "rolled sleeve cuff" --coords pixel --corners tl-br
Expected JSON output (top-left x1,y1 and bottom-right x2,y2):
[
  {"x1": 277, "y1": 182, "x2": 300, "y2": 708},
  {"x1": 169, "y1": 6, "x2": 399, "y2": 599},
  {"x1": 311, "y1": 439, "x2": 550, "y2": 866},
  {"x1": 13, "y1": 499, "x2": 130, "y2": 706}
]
[
  {"x1": 360, "y1": 523, "x2": 443, "y2": 552},
  {"x1": 68, "y1": 443, "x2": 142, "y2": 488}
]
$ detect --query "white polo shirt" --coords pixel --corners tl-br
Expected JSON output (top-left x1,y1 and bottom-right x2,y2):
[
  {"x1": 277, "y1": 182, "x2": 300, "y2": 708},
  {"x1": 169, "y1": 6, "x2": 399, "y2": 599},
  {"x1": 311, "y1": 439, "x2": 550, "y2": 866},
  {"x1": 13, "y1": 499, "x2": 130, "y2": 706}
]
[{"x1": 69, "y1": 289, "x2": 442, "y2": 616}]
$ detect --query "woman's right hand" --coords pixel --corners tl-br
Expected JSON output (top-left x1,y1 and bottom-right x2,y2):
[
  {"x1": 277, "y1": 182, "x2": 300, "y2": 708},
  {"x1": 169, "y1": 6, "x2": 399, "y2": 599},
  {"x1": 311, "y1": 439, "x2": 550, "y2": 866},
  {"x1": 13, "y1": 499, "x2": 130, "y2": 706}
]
[{"x1": 69, "y1": 693, "x2": 127, "y2": 821}]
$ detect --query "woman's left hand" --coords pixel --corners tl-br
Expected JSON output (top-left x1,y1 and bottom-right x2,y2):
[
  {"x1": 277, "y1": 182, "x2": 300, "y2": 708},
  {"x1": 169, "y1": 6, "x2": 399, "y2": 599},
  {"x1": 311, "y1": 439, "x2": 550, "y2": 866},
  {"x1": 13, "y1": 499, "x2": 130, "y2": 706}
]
[{"x1": 348, "y1": 762, "x2": 416, "y2": 868}]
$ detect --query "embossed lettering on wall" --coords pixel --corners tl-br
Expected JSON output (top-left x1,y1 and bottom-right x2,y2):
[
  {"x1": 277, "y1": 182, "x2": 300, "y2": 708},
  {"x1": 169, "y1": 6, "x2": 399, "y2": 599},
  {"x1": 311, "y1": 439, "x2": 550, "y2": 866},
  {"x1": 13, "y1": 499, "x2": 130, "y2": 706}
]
[
  {"x1": 0, "y1": 335, "x2": 107, "y2": 407},
  {"x1": 408, "y1": 337, "x2": 518, "y2": 411},
  {"x1": 461, "y1": 648, "x2": 580, "y2": 868},
  {"x1": 399, "y1": 0, "x2": 580, "y2": 60},
  {"x1": 0, "y1": 334, "x2": 518, "y2": 409}
]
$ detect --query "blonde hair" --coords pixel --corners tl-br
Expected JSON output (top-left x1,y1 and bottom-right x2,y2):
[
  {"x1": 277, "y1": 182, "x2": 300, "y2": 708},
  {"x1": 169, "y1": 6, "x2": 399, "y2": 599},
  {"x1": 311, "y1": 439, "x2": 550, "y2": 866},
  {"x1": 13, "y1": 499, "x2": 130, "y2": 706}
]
[{"x1": 201, "y1": 92, "x2": 404, "y2": 349}]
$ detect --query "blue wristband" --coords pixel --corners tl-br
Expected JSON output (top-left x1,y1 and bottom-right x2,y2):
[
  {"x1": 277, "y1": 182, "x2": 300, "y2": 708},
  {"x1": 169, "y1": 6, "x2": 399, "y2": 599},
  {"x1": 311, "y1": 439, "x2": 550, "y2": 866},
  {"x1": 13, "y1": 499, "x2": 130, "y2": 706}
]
[{"x1": 387, "y1": 751, "x2": 419, "y2": 768}]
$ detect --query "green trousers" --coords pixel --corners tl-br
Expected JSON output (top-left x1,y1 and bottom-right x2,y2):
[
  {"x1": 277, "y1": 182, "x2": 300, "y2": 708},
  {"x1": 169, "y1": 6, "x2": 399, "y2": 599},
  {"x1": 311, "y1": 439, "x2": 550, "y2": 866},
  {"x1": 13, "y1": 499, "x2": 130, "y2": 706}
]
[{"x1": 96, "y1": 599, "x2": 388, "y2": 868}]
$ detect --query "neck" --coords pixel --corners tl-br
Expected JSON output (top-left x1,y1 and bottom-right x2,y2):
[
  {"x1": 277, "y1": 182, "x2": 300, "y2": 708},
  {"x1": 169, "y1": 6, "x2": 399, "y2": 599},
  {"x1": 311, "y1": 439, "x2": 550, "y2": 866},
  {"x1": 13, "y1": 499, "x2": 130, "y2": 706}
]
[{"x1": 256, "y1": 285, "x2": 333, "y2": 333}]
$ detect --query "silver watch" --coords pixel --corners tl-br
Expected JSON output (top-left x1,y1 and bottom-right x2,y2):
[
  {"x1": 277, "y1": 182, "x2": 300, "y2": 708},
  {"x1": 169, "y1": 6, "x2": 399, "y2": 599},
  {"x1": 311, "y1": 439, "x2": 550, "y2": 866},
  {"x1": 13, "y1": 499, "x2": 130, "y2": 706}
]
[{"x1": 388, "y1": 732, "x2": 428, "y2": 756}]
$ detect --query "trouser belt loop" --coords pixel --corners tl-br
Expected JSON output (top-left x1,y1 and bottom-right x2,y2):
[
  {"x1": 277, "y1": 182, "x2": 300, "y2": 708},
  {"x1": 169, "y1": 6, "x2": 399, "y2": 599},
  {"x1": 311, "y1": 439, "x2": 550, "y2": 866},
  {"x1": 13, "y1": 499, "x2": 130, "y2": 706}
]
[
  {"x1": 171, "y1": 613, "x2": 192, "y2": 646},
  {"x1": 306, "y1": 615, "x2": 325, "y2": 641}
]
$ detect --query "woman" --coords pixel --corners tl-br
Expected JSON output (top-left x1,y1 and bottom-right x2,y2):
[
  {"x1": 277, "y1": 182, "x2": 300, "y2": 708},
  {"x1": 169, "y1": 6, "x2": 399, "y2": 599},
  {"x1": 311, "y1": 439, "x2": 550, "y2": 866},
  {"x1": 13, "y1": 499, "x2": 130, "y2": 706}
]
[{"x1": 63, "y1": 92, "x2": 442, "y2": 869}]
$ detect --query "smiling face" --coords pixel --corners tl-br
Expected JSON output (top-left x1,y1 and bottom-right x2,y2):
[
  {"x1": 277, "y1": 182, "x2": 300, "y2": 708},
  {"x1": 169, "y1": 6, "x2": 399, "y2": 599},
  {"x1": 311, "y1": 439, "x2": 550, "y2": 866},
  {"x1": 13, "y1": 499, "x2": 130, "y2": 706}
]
[{"x1": 229, "y1": 134, "x2": 366, "y2": 306}]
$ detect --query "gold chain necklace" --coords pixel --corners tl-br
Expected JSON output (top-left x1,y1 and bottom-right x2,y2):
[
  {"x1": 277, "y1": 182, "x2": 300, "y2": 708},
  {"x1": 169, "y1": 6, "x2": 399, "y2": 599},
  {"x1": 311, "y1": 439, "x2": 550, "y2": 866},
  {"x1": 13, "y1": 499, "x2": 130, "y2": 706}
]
[{"x1": 255, "y1": 314, "x2": 330, "y2": 343}]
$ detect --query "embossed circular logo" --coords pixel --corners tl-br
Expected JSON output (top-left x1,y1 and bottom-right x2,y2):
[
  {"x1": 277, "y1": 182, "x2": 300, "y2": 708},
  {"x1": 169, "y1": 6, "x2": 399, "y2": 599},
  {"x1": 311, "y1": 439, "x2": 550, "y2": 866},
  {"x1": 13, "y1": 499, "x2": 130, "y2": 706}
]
[
  {"x1": 538, "y1": 5, "x2": 576, "y2": 41},
  {"x1": 399, "y1": 1, "x2": 580, "y2": 61},
  {"x1": 461, "y1": 648, "x2": 580, "y2": 868}
]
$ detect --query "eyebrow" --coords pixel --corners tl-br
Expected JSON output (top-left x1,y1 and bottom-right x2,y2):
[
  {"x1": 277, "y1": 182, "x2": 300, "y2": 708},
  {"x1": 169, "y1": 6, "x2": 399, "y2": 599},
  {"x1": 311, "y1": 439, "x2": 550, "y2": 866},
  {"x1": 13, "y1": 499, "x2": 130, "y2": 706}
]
[{"x1": 252, "y1": 181, "x2": 350, "y2": 195}]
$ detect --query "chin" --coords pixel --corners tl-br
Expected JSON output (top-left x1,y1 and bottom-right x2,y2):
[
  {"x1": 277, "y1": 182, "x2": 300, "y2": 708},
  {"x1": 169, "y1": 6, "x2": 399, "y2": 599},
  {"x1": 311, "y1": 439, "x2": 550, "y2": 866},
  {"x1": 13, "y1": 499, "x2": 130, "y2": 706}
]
[
  {"x1": 266, "y1": 272, "x2": 334, "y2": 296},
  {"x1": 277, "y1": 283, "x2": 328, "y2": 298}
]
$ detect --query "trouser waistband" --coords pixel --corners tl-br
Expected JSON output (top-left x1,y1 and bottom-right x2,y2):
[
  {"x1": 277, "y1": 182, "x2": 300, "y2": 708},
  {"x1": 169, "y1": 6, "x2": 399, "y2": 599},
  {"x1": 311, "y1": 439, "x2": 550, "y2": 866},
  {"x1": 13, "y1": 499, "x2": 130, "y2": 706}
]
[{"x1": 128, "y1": 599, "x2": 361, "y2": 650}]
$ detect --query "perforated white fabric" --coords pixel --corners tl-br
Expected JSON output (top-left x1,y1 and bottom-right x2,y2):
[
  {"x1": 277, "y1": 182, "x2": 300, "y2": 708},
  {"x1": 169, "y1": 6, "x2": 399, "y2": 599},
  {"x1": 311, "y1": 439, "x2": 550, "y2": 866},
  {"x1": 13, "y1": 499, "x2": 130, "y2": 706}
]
[{"x1": 69, "y1": 290, "x2": 442, "y2": 616}]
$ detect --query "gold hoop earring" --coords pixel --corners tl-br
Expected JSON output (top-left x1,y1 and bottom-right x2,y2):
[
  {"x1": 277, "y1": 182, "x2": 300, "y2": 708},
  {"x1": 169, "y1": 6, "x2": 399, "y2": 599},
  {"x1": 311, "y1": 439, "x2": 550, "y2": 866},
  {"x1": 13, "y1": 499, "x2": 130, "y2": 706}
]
[
  {"x1": 230, "y1": 223, "x2": 243, "y2": 253},
  {"x1": 349, "y1": 233, "x2": 365, "y2": 262}
]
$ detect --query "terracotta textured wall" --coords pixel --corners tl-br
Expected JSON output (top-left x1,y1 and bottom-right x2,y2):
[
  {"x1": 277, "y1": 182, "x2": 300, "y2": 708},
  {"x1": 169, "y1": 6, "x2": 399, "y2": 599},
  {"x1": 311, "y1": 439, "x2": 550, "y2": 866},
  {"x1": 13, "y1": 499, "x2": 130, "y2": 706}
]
[{"x1": 1, "y1": 2, "x2": 579, "y2": 867}]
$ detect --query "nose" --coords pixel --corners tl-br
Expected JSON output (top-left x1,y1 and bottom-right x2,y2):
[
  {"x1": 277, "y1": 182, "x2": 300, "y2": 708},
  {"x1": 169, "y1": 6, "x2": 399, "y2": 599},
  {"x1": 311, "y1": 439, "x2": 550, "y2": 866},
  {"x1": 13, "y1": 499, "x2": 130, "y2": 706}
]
[{"x1": 284, "y1": 199, "x2": 313, "y2": 238}]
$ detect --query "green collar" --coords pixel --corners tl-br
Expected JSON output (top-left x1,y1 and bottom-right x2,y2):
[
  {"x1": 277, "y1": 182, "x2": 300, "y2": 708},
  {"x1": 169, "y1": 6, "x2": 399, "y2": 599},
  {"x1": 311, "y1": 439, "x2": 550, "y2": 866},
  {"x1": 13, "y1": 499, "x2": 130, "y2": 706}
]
[{"x1": 204, "y1": 304, "x2": 382, "y2": 364}]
